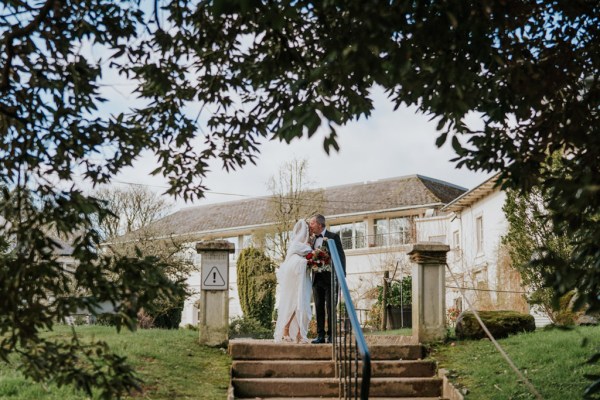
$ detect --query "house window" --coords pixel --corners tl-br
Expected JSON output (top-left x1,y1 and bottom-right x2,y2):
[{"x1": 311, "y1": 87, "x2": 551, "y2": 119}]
[
  {"x1": 329, "y1": 222, "x2": 366, "y2": 250},
  {"x1": 374, "y1": 217, "x2": 411, "y2": 246},
  {"x1": 475, "y1": 216, "x2": 484, "y2": 254}
]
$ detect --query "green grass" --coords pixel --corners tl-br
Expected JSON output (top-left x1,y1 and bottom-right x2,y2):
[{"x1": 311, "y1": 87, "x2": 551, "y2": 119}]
[
  {"x1": 431, "y1": 325, "x2": 600, "y2": 400},
  {"x1": 3, "y1": 324, "x2": 599, "y2": 399},
  {"x1": 365, "y1": 327, "x2": 412, "y2": 336},
  {"x1": 0, "y1": 325, "x2": 231, "y2": 399}
]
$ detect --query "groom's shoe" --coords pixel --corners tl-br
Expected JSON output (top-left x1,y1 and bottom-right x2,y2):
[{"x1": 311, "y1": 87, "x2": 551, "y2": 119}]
[
  {"x1": 311, "y1": 336, "x2": 326, "y2": 344},
  {"x1": 325, "y1": 336, "x2": 332, "y2": 344}
]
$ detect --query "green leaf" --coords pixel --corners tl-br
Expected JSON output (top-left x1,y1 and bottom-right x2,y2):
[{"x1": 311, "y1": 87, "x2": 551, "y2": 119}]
[
  {"x1": 435, "y1": 132, "x2": 448, "y2": 147},
  {"x1": 451, "y1": 135, "x2": 463, "y2": 154}
]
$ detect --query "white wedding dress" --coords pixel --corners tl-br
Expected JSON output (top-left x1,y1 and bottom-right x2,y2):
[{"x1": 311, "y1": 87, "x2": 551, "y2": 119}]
[{"x1": 273, "y1": 220, "x2": 313, "y2": 343}]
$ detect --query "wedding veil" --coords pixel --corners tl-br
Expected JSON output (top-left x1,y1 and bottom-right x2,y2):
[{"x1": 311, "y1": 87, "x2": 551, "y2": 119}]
[{"x1": 286, "y1": 219, "x2": 311, "y2": 260}]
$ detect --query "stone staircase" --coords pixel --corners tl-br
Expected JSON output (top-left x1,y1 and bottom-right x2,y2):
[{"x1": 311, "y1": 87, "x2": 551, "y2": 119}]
[{"x1": 228, "y1": 339, "x2": 446, "y2": 399}]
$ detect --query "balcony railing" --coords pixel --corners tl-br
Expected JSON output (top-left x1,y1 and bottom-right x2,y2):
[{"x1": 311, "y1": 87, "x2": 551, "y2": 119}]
[{"x1": 339, "y1": 232, "x2": 413, "y2": 250}]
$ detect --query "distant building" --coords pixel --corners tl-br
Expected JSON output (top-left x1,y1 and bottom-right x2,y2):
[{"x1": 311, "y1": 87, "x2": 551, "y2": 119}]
[{"x1": 141, "y1": 174, "x2": 467, "y2": 327}]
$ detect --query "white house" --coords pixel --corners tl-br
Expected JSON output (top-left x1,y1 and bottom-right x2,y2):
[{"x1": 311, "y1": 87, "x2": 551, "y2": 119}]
[
  {"x1": 124, "y1": 172, "x2": 551, "y2": 328},
  {"x1": 416, "y1": 174, "x2": 551, "y2": 327},
  {"x1": 137, "y1": 174, "x2": 467, "y2": 327}
]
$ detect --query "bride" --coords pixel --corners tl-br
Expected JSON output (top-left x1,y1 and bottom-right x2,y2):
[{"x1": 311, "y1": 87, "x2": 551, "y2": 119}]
[{"x1": 273, "y1": 219, "x2": 313, "y2": 343}]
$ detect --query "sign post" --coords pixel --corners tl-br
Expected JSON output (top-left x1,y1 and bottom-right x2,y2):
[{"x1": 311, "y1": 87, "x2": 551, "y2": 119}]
[
  {"x1": 196, "y1": 240, "x2": 235, "y2": 346},
  {"x1": 408, "y1": 242, "x2": 449, "y2": 343}
]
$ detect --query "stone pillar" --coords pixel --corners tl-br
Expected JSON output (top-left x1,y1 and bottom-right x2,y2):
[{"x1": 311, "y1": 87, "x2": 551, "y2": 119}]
[
  {"x1": 196, "y1": 240, "x2": 235, "y2": 346},
  {"x1": 408, "y1": 242, "x2": 449, "y2": 343}
]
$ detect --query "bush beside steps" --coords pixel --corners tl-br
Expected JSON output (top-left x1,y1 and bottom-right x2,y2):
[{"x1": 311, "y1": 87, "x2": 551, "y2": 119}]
[{"x1": 455, "y1": 310, "x2": 535, "y2": 340}]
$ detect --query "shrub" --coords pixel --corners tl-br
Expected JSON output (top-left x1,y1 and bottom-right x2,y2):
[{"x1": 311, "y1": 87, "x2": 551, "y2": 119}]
[
  {"x1": 236, "y1": 247, "x2": 276, "y2": 328},
  {"x1": 367, "y1": 276, "x2": 412, "y2": 329},
  {"x1": 553, "y1": 291, "x2": 577, "y2": 326},
  {"x1": 377, "y1": 276, "x2": 412, "y2": 307},
  {"x1": 455, "y1": 310, "x2": 535, "y2": 340},
  {"x1": 366, "y1": 302, "x2": 383, "y2": 329},
  {"x1": 229, "y1": 316, "x2": 273, "y2": 339},
  {"x1": 153, "y1": 304, "x2": 183, "y2": 329},
  {"x1": 137, "y1": 309, "x2": 155, "y2": 329},
  {"x1": 95, "y1": 313, "x2": 118, "y2": 326},
  {"x1": 447, "y1": 306, "x2": 461, "y2": 327}
]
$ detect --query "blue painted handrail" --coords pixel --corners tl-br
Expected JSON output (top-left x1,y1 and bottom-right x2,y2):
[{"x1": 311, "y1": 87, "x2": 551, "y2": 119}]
[{"x1": 326, "y1": 240, "x2": 371, "y2": 399}]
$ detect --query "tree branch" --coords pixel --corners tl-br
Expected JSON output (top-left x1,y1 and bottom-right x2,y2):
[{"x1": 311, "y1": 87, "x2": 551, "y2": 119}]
[
  {"x1": 1, "y1": 0, "x2": 54, "y2": 93},
  {"x1": 0, "y1": 102, "x2": 27, "y2": 124}
]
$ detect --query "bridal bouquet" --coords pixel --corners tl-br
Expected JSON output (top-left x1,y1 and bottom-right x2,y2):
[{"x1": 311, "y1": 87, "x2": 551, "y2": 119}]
[{"x1": 306, "y1": 240, "x2": 331, "y2": 273}]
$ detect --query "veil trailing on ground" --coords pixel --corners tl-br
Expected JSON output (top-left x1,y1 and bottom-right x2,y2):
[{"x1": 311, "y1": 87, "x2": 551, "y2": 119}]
[{"x1": 273, "y1": 219, "x2": 313, "y2": 343}]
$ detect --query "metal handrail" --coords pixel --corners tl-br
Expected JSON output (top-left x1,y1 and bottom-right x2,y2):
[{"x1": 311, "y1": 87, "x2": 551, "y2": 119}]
[{"x1": 326, "y1": 240, "x2": 371, "y2": 399}]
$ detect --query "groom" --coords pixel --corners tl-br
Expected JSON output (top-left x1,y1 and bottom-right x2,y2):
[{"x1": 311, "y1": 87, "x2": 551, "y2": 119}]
[{"x1": 308, "y1": 214, "x2": 346, "y2": 344}]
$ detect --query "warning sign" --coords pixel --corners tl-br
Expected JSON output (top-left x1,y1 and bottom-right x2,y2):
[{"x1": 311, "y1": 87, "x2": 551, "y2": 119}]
[
  {"x1": 203, "y1": 266, "x2": 226, "y2": 287},
  {"x1": 200, "y1": 252, "x2": 229, "y2": 291}
]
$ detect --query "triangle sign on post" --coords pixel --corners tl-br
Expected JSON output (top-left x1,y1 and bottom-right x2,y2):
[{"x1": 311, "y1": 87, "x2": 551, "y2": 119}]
[{"x1": 203, "y1": 266, "x2": 226, "y2": 287}]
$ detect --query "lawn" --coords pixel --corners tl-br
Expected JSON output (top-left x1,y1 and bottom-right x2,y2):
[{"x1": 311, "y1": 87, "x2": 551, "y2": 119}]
[
  {"x1": 2, "y1": 324, "x2": 598, "y2": 399},
  {"x1": 0, "y1": 325, "x2": 231, "y2": 400},
  {"x1": 431, "y1": 325, "x2": 600, "y2": 399}
]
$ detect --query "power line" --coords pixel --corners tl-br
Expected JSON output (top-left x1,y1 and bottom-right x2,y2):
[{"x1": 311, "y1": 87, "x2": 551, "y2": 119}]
[
  {"x1": 445, "y1": 285, "x2": 528, "y2": 294},
  {"x1": 111, "y1": 179, "x2": 432, "y2": 209}
]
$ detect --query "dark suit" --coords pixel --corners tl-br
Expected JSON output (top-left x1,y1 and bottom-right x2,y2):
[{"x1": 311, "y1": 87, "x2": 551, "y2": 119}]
[{"x1": 312, "y1": 230, "x2": 346, "y2": 340}]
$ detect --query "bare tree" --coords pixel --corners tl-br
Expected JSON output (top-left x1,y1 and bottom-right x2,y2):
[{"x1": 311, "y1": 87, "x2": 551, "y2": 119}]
[
  {"x1": 265, "y1": 158, "x2": 324, "y2": 261},
  {"x1": 93, "y1": 185, "x2": 194, "y2": 326},
  {"x1": 93, "y1": 185, "x2": 171, "y2": 241}
]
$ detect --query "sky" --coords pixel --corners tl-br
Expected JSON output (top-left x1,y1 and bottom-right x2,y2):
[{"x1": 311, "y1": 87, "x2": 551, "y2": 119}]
[{"x1": 110, "y1": 85, "x2": 493, "y2": 212}]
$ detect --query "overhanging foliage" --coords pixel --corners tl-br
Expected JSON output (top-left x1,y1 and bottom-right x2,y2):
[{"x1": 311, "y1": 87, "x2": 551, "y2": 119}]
[{"x1": 1, "y1": 0, "x2": 598, "y2": 397}]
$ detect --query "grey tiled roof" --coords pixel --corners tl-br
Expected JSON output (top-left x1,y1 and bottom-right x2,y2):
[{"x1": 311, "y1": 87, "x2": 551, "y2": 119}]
[{"x1": 137, "y1": 174, "x2": 466, "y2": 238}]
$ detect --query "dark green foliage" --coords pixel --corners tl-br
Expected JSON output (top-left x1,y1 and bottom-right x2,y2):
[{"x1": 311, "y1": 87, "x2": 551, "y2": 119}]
[
  {"x1": 378, "y1": 276, "x2": 412, "y2": 307},
  {"x1": 152, "y1": 303, "x2": 183, "y2": 330},
  {"x1": 368, "y1": 277, "x2": 412, "y2": 329},
  {"x1": 455, "y1": 310, "x2": 536, "y2": 340},
  {"x1": 0, "y1": 187, "x2": 186, "y2": 399},
  {"x1": 2, "y1": 1, "x2": 598, "y2": 397},
  {"x1": 236, "y1": 248, "x2": 276, "y2": 328},
  {"x1": 228, "y1": 316, "x2": 273, "y2": 339}
]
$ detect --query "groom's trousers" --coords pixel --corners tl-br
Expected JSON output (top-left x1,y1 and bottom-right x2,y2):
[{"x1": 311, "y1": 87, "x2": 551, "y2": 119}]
[{"x1": 313, "y1": 274, "x2": 334, "y2": 339}]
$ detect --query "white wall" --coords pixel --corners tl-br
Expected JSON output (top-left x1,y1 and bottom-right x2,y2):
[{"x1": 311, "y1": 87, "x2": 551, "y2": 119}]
[
  {"x1": 448, "y1": 189, "x2": 507, "y2": 308},
  {"x1": 344, "y1": 250, "x2": 411, "y2": 313},
  {"x1": 415, "y1": 215, "x2": 449, "y2": 243}
]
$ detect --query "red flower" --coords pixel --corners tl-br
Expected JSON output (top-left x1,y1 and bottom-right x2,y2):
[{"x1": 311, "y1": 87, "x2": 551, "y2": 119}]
[{"x1": 306, "y1": 248, "x2": 331, "y2": 272}]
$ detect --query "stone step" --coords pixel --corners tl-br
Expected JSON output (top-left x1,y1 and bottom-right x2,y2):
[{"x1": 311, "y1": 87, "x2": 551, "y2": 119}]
[
  {"x1": 368, "y1": 344, "x2": 424, "y2": 360},
  {"x1": 235, "y1": 398, "x2": 446, "y2": 400},
  {"x1": 228, "y1": 339, "x2": 424, "y2": 361},
  {"x1": 232, "y1": 359, "x2": 436, "y2": 378},
  {"x1": 359, "y1": 360, "x2": 437, "y2": 377},
  {"x1": 232, "y1": 377, "x2": 443, "y2": 398},
  {"x1": 232, "y1": 360, "x2": 335, "y2": 378},
  {"x1": 229, "y1": 340, "x2": 332, "y2": 360},
  {"x1": 368, "y1": 377, "x2": 443, "y2": 397},
  {"x1": 232, "y1": 377, "x2": 338, "y2": 398}
]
